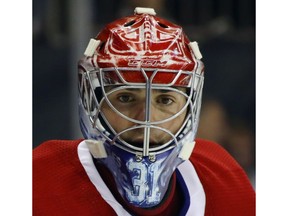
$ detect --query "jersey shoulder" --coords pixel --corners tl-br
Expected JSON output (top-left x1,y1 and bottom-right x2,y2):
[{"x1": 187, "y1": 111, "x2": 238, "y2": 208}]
[
  {"x1": 190, "y1": 138, "x2": 255, "y2": 216},
  {"x1": 33, "y1": 140, "x2": 117, "y2": 215},
  {"x1": 192, "y1": 138, "x2": 242, "y2": 170},
  {"x1": 33, "y1": 139, "x2": 82, "y2": 158}
]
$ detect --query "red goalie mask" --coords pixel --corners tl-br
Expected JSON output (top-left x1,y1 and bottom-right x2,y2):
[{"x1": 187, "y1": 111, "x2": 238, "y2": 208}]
[{"x1": 78, "y1": 7, "x2": 204, "y2": 208}]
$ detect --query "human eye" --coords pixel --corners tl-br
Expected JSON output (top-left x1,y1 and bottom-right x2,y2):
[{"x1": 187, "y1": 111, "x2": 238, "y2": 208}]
[
  {"x1": 156, "y1": 95, "x2": 175, "y2": 106},
  {"x1": 117, "y1": 94, "x2": 135, "y2": 103}
]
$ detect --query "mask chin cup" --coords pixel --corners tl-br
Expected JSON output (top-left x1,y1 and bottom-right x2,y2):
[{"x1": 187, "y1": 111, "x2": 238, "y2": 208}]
[{"x1": 178, "y1": 141, "x2": 195, "y2": 160}]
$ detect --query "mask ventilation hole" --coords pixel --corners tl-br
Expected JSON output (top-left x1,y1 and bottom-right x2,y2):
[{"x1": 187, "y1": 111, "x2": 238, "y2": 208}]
[
  {"x1": 157, "y1": 22, "x2": 168, "y2": 28},
  {"x1": 124, "y1": 20, "x2": 136, "y2": 27},
  {"x1": 99, "y1": 42, "x2": 105, "y2": 51}
]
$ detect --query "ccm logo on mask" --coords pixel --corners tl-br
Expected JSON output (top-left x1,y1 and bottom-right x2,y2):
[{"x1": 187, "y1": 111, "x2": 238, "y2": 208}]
[{"x1": 128, "y1": 59, "x2": 167, "y2": 67}]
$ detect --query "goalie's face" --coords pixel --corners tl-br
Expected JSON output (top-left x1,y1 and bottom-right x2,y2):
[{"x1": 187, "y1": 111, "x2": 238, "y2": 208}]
[{"x1": 100, "y1": 87, "x2": 187, "y2": 148}]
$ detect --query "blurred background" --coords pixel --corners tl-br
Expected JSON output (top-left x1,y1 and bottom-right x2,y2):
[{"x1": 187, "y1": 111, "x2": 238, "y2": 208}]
[{"x1": 33, "y1": 0, "x2": 255, "y2": 186}]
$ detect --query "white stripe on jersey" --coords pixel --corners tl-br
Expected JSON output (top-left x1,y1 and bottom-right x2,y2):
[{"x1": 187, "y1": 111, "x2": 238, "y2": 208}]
[
  {"x1": 77, "y1": 140, "x2": 131, "y2": 216},
  {"x1": 177, "y1": 160, "x2": 206, "y2": 216}
]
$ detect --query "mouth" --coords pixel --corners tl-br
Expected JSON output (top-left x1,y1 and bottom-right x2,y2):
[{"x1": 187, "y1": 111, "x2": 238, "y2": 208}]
[{"x1": 126, "y1": 140, "x2": 163, "y2": 148}]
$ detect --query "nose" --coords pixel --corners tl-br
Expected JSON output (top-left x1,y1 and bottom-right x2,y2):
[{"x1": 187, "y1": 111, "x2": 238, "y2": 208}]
[
  {"x1": 132, "y1": 102, "x2": 159, "y2": 122},
  {"x1": 132, "y1": 102, "x2": 146, "y2": 122}
]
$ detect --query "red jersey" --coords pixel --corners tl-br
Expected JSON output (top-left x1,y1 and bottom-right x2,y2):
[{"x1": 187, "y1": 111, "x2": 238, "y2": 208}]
[{"x1": 33, "y1": 139, "x2": 255, "y2": 216}]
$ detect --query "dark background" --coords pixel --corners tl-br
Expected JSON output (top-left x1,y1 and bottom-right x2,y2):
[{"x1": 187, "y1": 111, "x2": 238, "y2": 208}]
[{"x1": 33, "y1": 0, "x2": 255, "y2": 185}]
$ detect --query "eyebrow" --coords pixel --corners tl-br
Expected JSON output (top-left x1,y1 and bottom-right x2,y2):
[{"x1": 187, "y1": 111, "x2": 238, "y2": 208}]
[
  {"x1": 124, "y1": 88, "x2": 173, "y2": 93},
  {"x1": 105, "y1": 86, "x2": 185, "y2": 93}
]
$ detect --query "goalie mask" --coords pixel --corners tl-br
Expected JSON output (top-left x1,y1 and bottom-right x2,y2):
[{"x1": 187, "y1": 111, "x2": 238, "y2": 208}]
[{"x1": 78, "y1": 7, "x2": 204, "y2": 208}]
